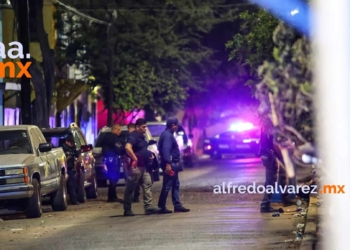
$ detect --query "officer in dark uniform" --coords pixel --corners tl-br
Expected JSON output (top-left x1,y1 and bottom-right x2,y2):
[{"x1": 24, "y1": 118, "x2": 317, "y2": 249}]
[
  {"x1": 259, "y1": 126, "x2": 296, "y2": 213},
  {"x1": 101, "y1": 124, "x2": 125, "y2": 202},
  {"x1": 157, "y1": 117, "x2": 190, "y2": 214},
  {"x1": 62, "y1": 134, "x2": 81, "y2": 205}
]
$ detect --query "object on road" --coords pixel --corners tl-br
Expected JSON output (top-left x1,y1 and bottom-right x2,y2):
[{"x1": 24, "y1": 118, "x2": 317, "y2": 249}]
[
  {"x1": 297, "y1": 223, "x2": 305, "y2": 229},
  {"x1": 272, "y1": 212, "x2": 280, "y2": 217},
  {"x1": 296, "y1": 207, "x2": 303, "y2": 212},
  {"x1": 278, "y1": 208, "x2": 284, "y2": 213}
]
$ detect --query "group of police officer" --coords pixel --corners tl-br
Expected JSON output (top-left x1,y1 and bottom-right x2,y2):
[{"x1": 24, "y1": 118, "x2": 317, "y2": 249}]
[
  {"x1": 62, "y1": 117, "x2": 190, "y2": 216},
  {"x1": 62, "y1": 116, "x2": 292, "y2": 214}
]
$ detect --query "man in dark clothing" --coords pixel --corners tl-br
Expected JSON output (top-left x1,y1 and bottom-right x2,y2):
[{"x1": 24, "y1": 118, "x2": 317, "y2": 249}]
[
  {"x1": 157, "y1": 117, "x2": 190, "y2": 214},
  {"x1": 259, "y1": 126, "x2": 297, "y2": 213},
  {"x1": 123, "y1": 118, "x2": 160, "y2": 216},
  {"x1": 126, "y1": 123, "x2": 141, "y2": 202},
  {"x1": 101, "y1": 124, "x2": 125, "y2": 203},
  {"x1": 62, "y1": 134, "x2": 81, "y2": 205}
]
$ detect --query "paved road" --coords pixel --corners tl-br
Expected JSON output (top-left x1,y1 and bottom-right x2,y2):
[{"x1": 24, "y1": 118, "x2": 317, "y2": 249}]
[{"x1": 0, "y1": 156, "x2": 310, "y2": 250}]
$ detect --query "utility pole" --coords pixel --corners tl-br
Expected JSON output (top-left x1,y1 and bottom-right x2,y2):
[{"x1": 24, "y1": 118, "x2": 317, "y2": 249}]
[
  {"x1": 16, "y1": 0, "x2": 31, "y2": 124},
  {"x1": 107, "y1": 25, "x2": 113, "y2": 127},
  {"x1": 107, "y1": 10, "x2": 117, "y2": 127}
]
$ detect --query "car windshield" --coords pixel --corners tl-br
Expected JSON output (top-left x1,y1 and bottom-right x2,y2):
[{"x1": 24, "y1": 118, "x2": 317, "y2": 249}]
[
  {"x1": 42, "y1": 132, "x2": 72, "y2": 148},
  {"x1": 0, "y1": 130, "x2": 32, "y2": 154},
  {"x1": 147, "y1": 124, "x2": 166, "y2": 137}
]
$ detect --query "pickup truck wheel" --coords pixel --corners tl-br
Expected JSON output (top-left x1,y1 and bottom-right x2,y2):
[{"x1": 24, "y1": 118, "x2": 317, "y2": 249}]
[
  {"x1": 86, "y1": 175, "x2": 98, "y2": 199},
  {"x1": 25, "y1": 179, "x2": 42, "y2": 218},
  {"x1": 51, "y1": 174, "x2": 68, "y2": 211},
  {"x1": 77, "y1": 170, "x2": 86, "y2": 203}
]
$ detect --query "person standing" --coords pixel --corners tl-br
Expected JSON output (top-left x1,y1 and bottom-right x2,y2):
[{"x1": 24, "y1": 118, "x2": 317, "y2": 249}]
[
  {"x1": 101, "y1": 124, "x2": 125, "y2": 203},
  {"x1": 259, "y1": 126, "x2": 296, "y2": 213},
  {"x1": 123, "y1": 118, "x2": 160, "y2": 216},
  {"x1": 125, "y1": 123, "x2": 141, "y2": 202},
  {"x1": 157, "y1": 117, "x2": 190, "y2": 214},
  {"x1": 62, "y1": 134, "x2": 81, "y2": 205}
]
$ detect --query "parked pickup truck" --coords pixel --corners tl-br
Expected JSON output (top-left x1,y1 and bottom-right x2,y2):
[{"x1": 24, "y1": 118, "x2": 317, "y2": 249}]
[{"x1": 0, "y1": 125, "x2": 68, "y2": 218}]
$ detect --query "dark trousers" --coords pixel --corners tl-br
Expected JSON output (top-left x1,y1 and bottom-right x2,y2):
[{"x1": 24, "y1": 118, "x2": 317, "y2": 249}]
[
  {"x1": 134, "y1": 183, "x2": 141, "y2": 200},
  {"x1": 106, "y1": 157, "x2": 121, "y2": 200},
  {"x1": 67, "y1": 168, "x2": 78, "y2": 203},
  {"x1": 158, "y1": 162, "x2": 182, "y2": 209},
  {"x1": 260, "y1": 154, "x2": 294, "y2": 207}
]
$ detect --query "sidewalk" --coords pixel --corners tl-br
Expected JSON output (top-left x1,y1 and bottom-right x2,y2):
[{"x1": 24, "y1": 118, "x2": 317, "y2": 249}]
[{"x1": 299, "y1": 195, "x2": 320, "y2": 249}]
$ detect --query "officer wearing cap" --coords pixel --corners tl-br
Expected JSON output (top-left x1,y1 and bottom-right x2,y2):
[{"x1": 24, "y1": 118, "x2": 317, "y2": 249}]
[
  {"x1": 157, "y1": 117, "x2": 190, "y2": 213},
  {"x1": 62, "y1": 134, "x2": 81, "y2": 205}
]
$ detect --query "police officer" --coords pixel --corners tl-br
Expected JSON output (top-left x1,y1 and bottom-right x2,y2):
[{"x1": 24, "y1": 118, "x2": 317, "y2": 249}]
[
  {"x1": 101, "y1": 124, "x2": 125, "y2": 203},
  {"x1": 157, "y1": 117, "x2": 190, "y2": 214},
  {"x1": 259, "y1": 126, "x2": 296, "y2": 213},
  {"x1": 62, "y1": 134, "x2": 81, "y2": 205},
  {"x1": 123, "y1": 118, "x2": 160, "y2": 216},
  {"x1": 126, "y1": 123, "x2": 141, "y2": 202}
]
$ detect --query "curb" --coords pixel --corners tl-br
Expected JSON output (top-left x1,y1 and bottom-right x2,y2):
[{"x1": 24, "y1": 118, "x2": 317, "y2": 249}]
[{"x1": 300, "y1": 195, "x2": 318, "y2": 249}]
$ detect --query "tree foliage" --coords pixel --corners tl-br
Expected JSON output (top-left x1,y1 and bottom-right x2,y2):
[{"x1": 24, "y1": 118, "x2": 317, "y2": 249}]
[
  {"x1": 55, "y1": 0, "x2": 236, "y2": 120},
  {"x1": 256, "y1": 22, "x2": 313, "y2": 143},
  {"x1": 225, "y1": 9, "x2": 279, "y2": 85}
]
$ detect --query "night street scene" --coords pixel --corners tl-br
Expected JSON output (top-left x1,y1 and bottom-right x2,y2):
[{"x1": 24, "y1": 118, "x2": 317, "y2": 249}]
[{"x1": 1, "y1": 0, "x2": 348, "y2": 249}]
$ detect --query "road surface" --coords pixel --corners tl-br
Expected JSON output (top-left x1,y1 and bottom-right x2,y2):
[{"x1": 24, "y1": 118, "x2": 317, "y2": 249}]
[{"x1": 0, "y1": 156, "x2": 309, "y2": 250}]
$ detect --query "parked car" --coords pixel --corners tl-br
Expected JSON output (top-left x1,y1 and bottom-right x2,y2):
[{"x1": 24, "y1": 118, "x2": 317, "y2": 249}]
[
  {"x1": 41, "y1": 123, "x2": 98, "y2": 203},
  {"x1": 0, "y1": 125, "x2": 68, "y2": 218},
  {"x1": 203, "y1": 122, "x2": 260, "y2": 159},
  {"x1": 93, "y1": 125, "x2": 160, "y2": 187},
  {"x1": 147, "y1": 121, "x2": 194, "y2": 169}
]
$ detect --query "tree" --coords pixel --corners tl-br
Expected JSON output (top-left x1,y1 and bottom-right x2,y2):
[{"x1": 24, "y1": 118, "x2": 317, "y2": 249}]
[
  {"x1": 256, "y1": 22, "x2": 313, "y2": 142},
  {"x1": 225, "y1": 9, "x2": 279, "y2": 88},
  {"x1": 54, "y1": 0, "x2": 236, "y2": 123},
  {"x1": 10, "y1": 0, "x2": 55, "y2": 127}
]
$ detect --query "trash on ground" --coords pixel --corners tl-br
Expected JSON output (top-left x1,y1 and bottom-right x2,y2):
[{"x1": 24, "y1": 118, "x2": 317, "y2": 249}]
[{"x1": 272, "y1": 212, "x2": 280, "y2": 217}]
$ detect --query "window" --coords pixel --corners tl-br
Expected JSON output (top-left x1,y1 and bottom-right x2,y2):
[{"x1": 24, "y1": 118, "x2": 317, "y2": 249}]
[
  {"x1": 0, "y1": 130, "x2": 32, "y2": 154},
  {"x1": 147, "y1": 124, "x2": 166, "y2": 137}
]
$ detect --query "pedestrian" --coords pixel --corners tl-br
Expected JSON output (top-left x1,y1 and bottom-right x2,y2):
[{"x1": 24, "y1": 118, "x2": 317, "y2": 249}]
[
  {"x1": 101, "y1": 124, "x2": 125, "y2": 203},
  {"x1": 126, "y1": 123, "x2": 141, "y2": 202},
  {"x1": 157, "y1": 117, "x2": 190, "y2": 214},
  {"x1": 123, "y1": 118, "x2": 160, "y2": 216},
  {"x1": 62, "y1": 134, "x2": 81, "y2": 205},
  {"x1": 259, "y1": 126, "x2": 296, "y2": 213}
]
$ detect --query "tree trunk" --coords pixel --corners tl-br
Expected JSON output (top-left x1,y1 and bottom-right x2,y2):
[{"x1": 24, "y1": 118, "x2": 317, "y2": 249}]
[
  {"x1": 10, "y1": 0, "x2": 54, "y2": 127},
  {"x1": 33, "y1": 0, "x2": 55, "y2": 115},
  {"x1": 30, "y1": 60, "x2": 49, "y2": 127}
]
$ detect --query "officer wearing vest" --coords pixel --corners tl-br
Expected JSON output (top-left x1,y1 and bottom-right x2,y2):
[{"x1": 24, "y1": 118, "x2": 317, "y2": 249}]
[
  {"x1": 62, "y1": 134, "x2": 81, "y2": 205},
  {"x1": 123, "y1": 118, "x2": 160, "y2": 216},
  {"x1": 101, "y1": 124, "x2": 125, "y2": 203}
]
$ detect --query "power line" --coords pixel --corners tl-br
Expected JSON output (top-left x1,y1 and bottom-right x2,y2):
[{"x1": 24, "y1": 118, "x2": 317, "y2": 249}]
[
  {"x1": 53, "y1": 0, "x2": 110, "y2": 26},
  {"x1": 66, "y1": 3, "x2": 256, "y2": 13}
]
